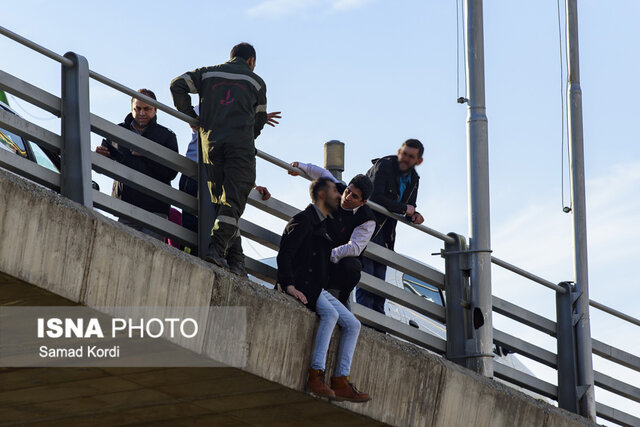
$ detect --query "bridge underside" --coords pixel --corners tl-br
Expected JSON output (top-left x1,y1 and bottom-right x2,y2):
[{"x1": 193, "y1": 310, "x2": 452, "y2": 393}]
[{"x1": 0, "y1": 273, "x2": 381, "y2": 426}]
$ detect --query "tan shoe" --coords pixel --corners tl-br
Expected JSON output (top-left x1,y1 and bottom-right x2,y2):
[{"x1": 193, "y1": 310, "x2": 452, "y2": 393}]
[
  {"x1": 330, "y1": 376, "x2": 371, "y2": 402},
  {"x1": 308, "y1": 369, "x2": 335, "y2": 398}
]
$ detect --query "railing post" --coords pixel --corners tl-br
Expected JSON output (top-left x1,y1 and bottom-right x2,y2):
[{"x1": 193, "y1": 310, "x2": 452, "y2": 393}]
[
  {"x1": 444, "y1": 232, "x2": 470, "y2": 368},
  {"x1": 556, "y1": 281, "x2": 579, "y2": 413},
  {"x1": 61, "y1": 52, "x2": 92, "y2": 207},
  {"x1": 197, "y1": 133, "x2": 216, "y2": 258}
]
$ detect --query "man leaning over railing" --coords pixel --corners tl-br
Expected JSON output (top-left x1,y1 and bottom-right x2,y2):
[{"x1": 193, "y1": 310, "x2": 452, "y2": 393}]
[
  {"x1": 288, "y1": 161, "x2": 375, "y2": 309},
  {"x1": 356, "y1": 139, "x2": 425, "y2": 314},
  {"x1": 95, "y1": 88, "x2": 178, "y2": 241},
  {"x1": 276, "y1": 177, "x2": 371, "y2": 402}
]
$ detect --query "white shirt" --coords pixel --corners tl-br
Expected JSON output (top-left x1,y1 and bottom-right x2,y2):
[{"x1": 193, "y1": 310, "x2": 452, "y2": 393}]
[{"x1": 296, "y1": 162, "x2": 376, "y2": 264}]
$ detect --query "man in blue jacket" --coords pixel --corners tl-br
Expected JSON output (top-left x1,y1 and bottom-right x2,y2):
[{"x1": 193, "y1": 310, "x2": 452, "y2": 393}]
[{"x1": 356, "y1": 139, "x2": 425, "y2": 314}]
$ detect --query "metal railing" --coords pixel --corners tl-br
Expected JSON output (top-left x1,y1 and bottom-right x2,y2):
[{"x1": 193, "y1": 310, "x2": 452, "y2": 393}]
[{"x1": 1, "y1": 26, "x2": 639, "y2": 427}]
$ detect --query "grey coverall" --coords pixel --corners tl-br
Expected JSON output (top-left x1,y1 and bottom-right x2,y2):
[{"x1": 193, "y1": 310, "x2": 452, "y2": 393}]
[{"x1": 170, "y1": 57, "x2": 268, "y2": 263}]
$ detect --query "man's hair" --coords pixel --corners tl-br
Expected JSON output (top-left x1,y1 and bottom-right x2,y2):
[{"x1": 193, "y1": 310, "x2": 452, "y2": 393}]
[
  {"x1": 401, "y1": 138, "x2": 424, "y2": 158},
  {"x1": 348, "y1": 174, "x2": 373, "y2": 201},
  {"x1": 131, "y1": 88, "x2": 157, "y2": 105},
  {"x1": 309, "y1": 177, "x2": 334, "y2": 203},
  {"x1": 230, "y1": 43, "x2": 256, "y2": 61}
]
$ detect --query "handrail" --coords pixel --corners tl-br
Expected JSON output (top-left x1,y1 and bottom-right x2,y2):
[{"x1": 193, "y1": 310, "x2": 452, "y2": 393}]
[
  {"x1": 590, "y1": 299, "x2": 640, "y2": 328},
  {"x1": 491, "y1": 256, "x2": 567, "y2": 293},
  {"x1": 0, "y1": 26, "x2": 74, "y2": 67}
]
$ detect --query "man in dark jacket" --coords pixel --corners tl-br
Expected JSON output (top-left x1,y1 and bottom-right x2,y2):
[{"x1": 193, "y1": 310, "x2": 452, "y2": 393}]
[
  {"x1": 277, "y1": 178, "x2": 371, "y2": 403},
  {"x1": 170, "y1": 43, "x2": 280, "y2": 276},
  {"x1": 356, "y1": 139, "x2": 425, "y2": 314},
  {"x1": 96, "y1": 88, "x2": 178, "y2": 240}
]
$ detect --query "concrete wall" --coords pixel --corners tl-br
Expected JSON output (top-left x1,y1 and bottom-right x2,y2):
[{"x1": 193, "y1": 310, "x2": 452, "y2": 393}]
[{"x1": 0, "y1": 169, "x2": 594, "y2": 427}]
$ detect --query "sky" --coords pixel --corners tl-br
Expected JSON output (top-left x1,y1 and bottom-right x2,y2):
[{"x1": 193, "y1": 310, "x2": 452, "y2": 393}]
[{"x1": 2, "y1": 0, "x2": 639, "y2": 422}]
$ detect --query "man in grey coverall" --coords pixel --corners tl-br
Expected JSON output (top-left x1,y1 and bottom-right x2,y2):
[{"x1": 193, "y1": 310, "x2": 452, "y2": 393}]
[{"x1": 170, "y1": 42, "x2": 280, "y2": 275}]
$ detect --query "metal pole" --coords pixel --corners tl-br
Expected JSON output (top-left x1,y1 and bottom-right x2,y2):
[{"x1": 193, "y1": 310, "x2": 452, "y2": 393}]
[
  {"x1": 464, "y1": 0, "x2": 493, "y2": 377},
  {"x1": 565, "y1": 0, "x2": 596, "y2": 419},
  {"x1": 60, "y1": 52, "x2": 92, "y2": 207}
]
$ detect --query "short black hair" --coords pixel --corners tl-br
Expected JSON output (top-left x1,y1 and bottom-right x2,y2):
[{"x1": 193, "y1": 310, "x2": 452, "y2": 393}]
[
  {"x1": 402, "y1": 138, "x2": 424, "y2": 158},
  {"x1": 132, "y1": 88, "x2": 157, "y2": 105},
  {"x1": 309, "y1": 177, "x2": 334, "y2": 203},
  {"x1": 230, "y1": 43, "x2": 256, "y2": 61},
  {"x1": 348, "y1": 174, "x2": 373, "y2": 201}
]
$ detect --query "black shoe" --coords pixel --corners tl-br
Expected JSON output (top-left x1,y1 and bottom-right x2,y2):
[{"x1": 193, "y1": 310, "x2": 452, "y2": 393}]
[
  {"x1": 228, "y1": 262, "x2": 247, "y2": 277},
  {"x1": 204, "y1": 249, "x2": 229, "y2": 269}
]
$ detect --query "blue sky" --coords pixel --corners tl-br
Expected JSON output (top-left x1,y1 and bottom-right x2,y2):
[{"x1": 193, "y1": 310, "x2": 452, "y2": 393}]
[{"x1": 2, "y1": 0, "x2": 639, "y2": 420}]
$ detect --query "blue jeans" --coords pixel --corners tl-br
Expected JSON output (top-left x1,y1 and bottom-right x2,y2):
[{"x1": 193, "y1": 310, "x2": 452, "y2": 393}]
[{"x1": 311, "y1": 290, "x2": 361, "y2": 377}]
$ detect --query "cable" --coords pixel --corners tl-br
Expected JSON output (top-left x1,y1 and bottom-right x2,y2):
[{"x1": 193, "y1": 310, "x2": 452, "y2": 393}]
[
  {"x1": 557, "y1": 0, "x2": 571, "y2": 213},
  {"x1": 9, "y1": 94, "x2": 57, "y2": 121},
  {"x1": 456, "y1": 0, "x2": 468, "y2": 104}
]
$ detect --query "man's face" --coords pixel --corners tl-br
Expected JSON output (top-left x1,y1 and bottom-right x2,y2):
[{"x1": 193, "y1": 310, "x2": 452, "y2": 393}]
[
  {"x1": 323, "y1": 181, "x2": 341, "y2": 212},
  {"x1": 132, "y1": 99, "x2": 157, "y2": 128},
  {"x1": 341, "y1": 184, "x2": 366, "y2": 210},
  {"x1": 397, "y1": 145, "x2": 423, "y2": 172}
]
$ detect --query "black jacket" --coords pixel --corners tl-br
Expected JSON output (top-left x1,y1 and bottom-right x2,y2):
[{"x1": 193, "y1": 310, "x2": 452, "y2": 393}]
[
  {"x1": 366, "y1": 155, "x2": 420, "y2": 250},
  {"x1": 277, "y1": 204, "x2": 334, "y2": 311},
  {"x1": 101, "y1": 113, "x2": 179, "y2": 215}
]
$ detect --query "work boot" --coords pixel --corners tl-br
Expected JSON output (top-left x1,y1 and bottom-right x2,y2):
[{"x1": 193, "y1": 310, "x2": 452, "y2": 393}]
[
  {"x1": 229, "y1": 262, "x2": 248, "y2": 277},
  {"x1": 204, "y1": 246, "x2": 229, "y2": 270},
  {"x1": 307, "y1": 369, "x2": 335, "y2": 398},
  {"x1": 330, "y1": 376, "x2": 371, "y2": 402}
]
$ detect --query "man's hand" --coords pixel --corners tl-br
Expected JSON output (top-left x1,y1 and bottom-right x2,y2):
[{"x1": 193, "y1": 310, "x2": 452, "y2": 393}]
[
  {"x1": 95, "y1": 145, "x2": 111, "y2": 158},
  {"x1": 266, "y1": 111, "x2": 281, "y2": 127},
  {"x1": 288, "y1": 161, "x2": 300, "y2": 176},
  {"x1": 411, "y1": 212, "x2": 424, "y2": 225},
  {"x1": 405, "y1": 204, "x2": 416, "y2": 216},
  {"x1": 286, "y1": 285, "x2": 307, "y2": 305},
  {"x1": 190, "y1": 115, "x2": 200, "y2": 131},
  {"x1": 254, "y1": 185, "x2": 271, "y2": 201},
  {"x1": 131, "y1": 151, "x2": 142, "y2": 157}
]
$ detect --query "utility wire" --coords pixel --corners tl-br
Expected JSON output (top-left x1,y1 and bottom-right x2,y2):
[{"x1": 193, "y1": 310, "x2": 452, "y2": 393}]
[
  {"x1": 9, "y1": 94, "x2": 57, "y2": 121},
  {"x1": 456, "y1": 0, "x2": 468, "y2": 104},
  {"x1": 557, "y1": 0, "x2": 571, "y2": 213}
]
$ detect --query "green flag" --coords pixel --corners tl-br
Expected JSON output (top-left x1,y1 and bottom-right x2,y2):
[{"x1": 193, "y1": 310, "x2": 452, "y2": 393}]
[{"x1": 0, "y1": 90, "x2": 8, "y2": 105}]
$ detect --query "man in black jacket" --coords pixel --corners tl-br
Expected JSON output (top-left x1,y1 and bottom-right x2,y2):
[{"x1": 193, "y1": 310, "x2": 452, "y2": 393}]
[
  {"x1": 277, "y1": 178, "x2": 371, "y2": 402},
  {"x1": 96, "y1": 89, "x2": 178, "y2": 240},
  {"x1": 356, "y1": 139, "x2": 425, "y2": 314}
]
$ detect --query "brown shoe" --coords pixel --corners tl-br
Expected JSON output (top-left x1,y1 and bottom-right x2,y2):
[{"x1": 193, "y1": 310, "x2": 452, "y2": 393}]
[
  {"x1": 308, "y1": 369, "x2": 335, "y2": 398},
  {"x1": 330, "y1": 376, "x2": 371, "y2": 402}
]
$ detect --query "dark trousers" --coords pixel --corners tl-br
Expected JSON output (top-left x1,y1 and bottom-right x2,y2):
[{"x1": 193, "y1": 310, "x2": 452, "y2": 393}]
[
  {"x1": 326, "y1": 257, "x2": 362, "y2": 308},
  {"x1": 202, "y1": 138, "x2": 256, "y2": 265},
  {"x1": 179, "y1": 174, "x2": 200, "y2": 256},
  {"x1": 356, "y1": 234, "x2": 387, "y2": 314}
]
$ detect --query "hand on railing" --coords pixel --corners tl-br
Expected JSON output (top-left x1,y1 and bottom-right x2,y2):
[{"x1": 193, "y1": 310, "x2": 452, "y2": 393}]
[
  {"x1": 411, "y1": 212, "x2": 424, "y2": 225},
  {"x1": 266, "y1": 111, "x2": 281, "y2": 127},
  {"x1": 95, "y1": 145, "x2": 111, "y2": 158},
  {"x1": 254, "y1": 185, "x2": 271, "y2": 201},
  {"x1": 288, "y1": 161, "x2": 301, "y2": 176}
]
